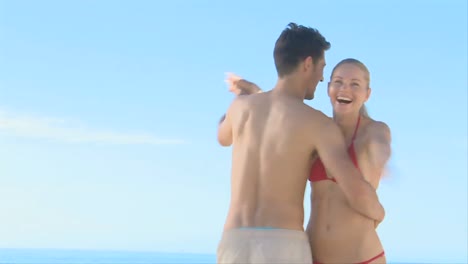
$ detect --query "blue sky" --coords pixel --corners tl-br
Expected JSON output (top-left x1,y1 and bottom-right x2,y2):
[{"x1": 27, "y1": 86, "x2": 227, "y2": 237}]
[{"x1": 0, "y1": 0, "x2": 466, "y2": 263}]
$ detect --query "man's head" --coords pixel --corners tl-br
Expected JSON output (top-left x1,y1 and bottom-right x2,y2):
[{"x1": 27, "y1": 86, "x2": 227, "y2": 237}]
[{"x1": 273, "y1": 23, "x2": 330, "y2": 100}]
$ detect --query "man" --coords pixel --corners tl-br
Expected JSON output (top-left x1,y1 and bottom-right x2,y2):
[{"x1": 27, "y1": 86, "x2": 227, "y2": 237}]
[{"x1": 216, "y1": 23, "x2": 385, "y2": 264}]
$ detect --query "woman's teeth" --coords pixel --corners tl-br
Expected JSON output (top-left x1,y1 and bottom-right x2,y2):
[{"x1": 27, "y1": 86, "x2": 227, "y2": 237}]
[{"x1": 337, "y1": 96, "x2": 352, "y2": 104}]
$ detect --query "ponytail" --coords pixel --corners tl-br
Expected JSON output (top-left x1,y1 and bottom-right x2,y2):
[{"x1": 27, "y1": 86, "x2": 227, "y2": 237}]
[{"x1": 360, "y1": 104, "x2": 370, "y2": 118}]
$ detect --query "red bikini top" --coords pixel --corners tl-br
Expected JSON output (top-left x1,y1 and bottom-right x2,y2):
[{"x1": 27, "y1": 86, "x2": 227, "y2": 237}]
[{"x1": 309, "y1": 116, "x2": 361, "y2": 183}]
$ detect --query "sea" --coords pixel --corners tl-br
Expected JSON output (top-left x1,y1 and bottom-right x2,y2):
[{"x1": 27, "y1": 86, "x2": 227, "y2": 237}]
[
  {"x1": 0, "y1": 249, "x2": 216, "y2": 264},
  {"x1": 0, "y1": 249, "x2": 465, "y2": 264}
]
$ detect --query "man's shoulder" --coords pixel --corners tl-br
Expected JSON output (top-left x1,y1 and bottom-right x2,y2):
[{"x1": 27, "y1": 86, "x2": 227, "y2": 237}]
[
  {"x1": 228, "y1": 94, "x2": 250, "y2": 109},
  {"x1": 288, "y1": 104, "x2": 334, "y2": 139},
  {"x1": 299, "y1": 104, "x2": 332, "y2": 123},
  {"x1": 235, "y1": 92, "x2": 262, "y2": 103},
  {"x1": 234, "y1": 92, "x2": 269, "y2": 110},
  {"x1": 227, "y1": 94, "x2": 263, "y2": 117}
]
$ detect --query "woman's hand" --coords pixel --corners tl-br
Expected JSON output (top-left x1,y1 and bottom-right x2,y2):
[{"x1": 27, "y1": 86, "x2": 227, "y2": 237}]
[{"x1": 225, "y1": 72, "x2": 263, "y2": 96}]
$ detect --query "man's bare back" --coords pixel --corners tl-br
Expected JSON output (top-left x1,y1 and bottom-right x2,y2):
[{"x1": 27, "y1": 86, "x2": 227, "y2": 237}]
[{"x1": 222, "y1": 91, "x2": 323, "y2": 231}]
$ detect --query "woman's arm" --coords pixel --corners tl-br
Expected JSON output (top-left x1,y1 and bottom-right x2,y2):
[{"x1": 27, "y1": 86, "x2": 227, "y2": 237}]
[
  {"x1": 364, "y1": 121, "x2": 392, "y2": 188},
  {"x1": 225, "y1": 72, "x2": 263, "y2": 95},
  {"x1": 360, "y1": 121, "x2": 391, "y2": 228}
]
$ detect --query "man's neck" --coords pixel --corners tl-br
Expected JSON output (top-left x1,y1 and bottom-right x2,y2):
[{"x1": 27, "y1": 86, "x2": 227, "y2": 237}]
[{"x1": 273, "y1": 75, "x2": 306, "y2": 100}]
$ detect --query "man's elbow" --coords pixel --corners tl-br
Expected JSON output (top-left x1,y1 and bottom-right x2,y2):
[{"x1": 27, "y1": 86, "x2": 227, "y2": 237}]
[
  {"x1": 347, "y1": 187, "x2": 367, "y2": 208},
  {"x1": 348, "y1": 185, "x2": 385, "y2": 221}
]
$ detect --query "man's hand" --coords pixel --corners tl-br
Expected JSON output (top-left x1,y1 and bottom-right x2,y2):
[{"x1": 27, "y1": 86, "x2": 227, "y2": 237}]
[{"x1": 225, "y1": 72, "x2": 262, "y2": 96}]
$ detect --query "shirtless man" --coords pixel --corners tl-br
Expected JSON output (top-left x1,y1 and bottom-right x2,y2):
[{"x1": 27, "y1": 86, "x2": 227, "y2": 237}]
[{"x1": 216, "y1": 23, "x2": 385, "y2": 264}]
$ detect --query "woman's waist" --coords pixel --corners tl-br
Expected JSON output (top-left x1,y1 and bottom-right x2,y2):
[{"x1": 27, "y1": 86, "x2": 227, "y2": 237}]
[
  {"x1": 307, "y1": 205, "x2": 380, "y2": 247},
  {"x1": 308, "y1": 220, "x2": 379, "y2": 244},
  {"x1": 307, "y1": 222, "x2": 383, "y2": 263}
]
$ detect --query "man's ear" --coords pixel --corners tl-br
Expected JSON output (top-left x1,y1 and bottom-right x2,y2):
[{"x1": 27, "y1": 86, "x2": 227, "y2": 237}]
[{"x1": 304, "y1": 56, "x2": 313, "y2": 72}]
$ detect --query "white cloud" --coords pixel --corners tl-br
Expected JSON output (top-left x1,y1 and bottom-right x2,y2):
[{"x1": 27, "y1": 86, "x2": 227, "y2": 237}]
[{"x1": 0, "y1": 110, "x2": 184, "y2": 145}]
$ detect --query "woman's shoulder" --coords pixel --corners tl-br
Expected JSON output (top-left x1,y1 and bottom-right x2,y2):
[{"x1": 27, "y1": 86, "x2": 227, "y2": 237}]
[
  {"x1": 359, "y1": 118, "x2": 391, "y2": 145},
  {"x1": 368, "y1": 120, "x2": 390, "y2": 133}
]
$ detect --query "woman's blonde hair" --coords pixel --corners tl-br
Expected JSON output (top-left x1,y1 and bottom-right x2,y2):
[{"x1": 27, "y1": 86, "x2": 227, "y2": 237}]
[{"x1": 330, "y1": 58, "x2": 371, "y2": 118}]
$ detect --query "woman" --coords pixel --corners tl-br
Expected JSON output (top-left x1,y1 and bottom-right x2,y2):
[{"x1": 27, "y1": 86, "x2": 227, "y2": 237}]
[{"x1": 225, "y1": 58, "x2": 391, "y2": 264}]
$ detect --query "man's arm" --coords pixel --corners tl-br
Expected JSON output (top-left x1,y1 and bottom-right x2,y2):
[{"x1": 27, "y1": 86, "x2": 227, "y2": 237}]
[{"x1": 313, "y1": 115, "x2": 385, "y2": 222}]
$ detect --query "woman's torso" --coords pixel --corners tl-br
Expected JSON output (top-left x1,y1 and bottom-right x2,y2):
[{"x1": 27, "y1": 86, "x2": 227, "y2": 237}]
[{"x1": 306, "y1": 117, "x2": 384, "y2": 263}]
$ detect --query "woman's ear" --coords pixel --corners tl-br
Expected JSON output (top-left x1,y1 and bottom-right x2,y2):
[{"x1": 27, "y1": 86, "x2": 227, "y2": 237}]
[{"x1": 365, "y1": 87, "x2": 372, "y2": 102}]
